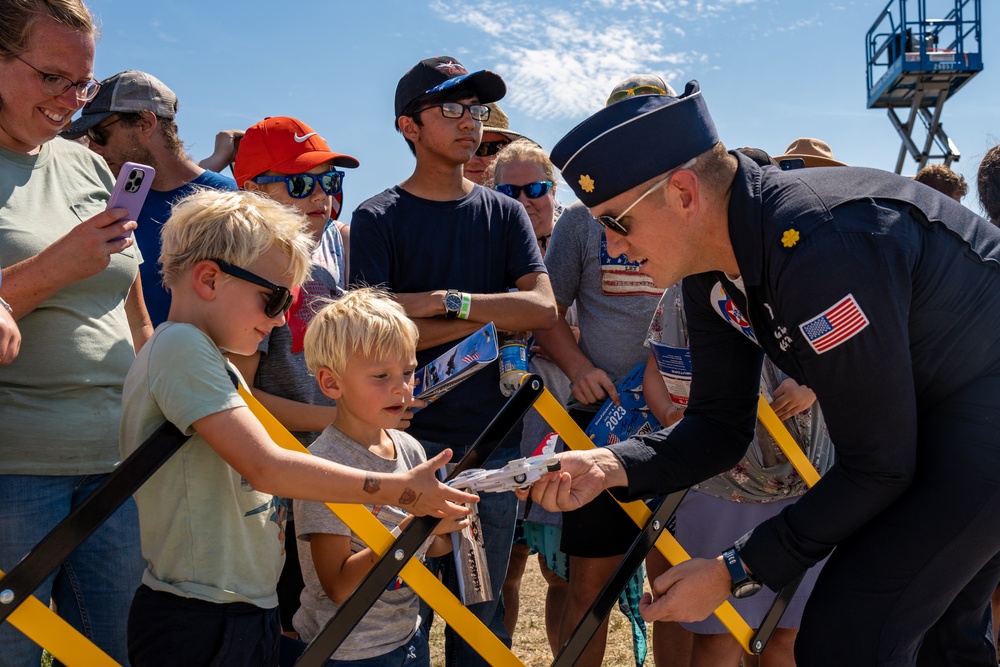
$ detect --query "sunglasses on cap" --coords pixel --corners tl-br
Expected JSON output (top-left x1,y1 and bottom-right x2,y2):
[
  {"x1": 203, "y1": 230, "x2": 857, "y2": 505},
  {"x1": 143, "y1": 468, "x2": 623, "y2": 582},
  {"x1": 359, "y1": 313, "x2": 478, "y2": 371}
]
[
  {"x1": 251, "y1": 170, "x2": 345, "y2": 199},
  {"x1": 86, "y1": 116, "x2": 124, "y2": 147},
  {"x1": 606, "y1": 85, "x2": 668, "y2": 106},
  {"x1": 412, "y1": 102, "x2": 491, "y2": 122},
  {"x1": 494, "y1": 181, "x2": 553, "y2": 200},
  {"x1": 597, "y1": 158, "x2": 697, "y2": 236},
  {"x1": 474, "y1": 139, "x2": 511, "y2": 157},
  {"x1": 212, "y1": 259, "x2": 294, "y2": 318}
]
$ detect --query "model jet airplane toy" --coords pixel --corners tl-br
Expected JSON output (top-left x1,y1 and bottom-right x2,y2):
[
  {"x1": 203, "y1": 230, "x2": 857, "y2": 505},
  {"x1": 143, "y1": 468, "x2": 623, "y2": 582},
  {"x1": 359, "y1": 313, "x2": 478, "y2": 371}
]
[{"x1": 448, "y1": 454, "x2": 562, "y2": 493}]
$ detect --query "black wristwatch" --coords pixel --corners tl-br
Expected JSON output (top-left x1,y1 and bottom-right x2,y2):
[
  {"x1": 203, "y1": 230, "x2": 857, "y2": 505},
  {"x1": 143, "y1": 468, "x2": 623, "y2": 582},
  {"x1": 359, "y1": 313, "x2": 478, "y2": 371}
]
[
  {"x1": 444, "y1": 289, "x2": 463, "y2": 319},
  {"x1": 721, "y1": 547, "x2": 762, "y2": 599}
]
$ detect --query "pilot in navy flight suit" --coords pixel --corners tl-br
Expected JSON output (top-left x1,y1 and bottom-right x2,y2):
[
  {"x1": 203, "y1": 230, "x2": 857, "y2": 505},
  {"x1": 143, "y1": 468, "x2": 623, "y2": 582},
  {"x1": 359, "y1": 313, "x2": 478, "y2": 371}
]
[{"x1": 538, "y1": 81, "x2": 1000, "y2": 665}]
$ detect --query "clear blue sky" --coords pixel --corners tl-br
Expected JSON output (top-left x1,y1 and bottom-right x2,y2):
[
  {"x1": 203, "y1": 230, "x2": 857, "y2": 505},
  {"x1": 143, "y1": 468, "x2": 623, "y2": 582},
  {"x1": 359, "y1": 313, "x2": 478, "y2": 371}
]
[{"x1": 82, "y1": 0, "x2": 998, "y2": 214}]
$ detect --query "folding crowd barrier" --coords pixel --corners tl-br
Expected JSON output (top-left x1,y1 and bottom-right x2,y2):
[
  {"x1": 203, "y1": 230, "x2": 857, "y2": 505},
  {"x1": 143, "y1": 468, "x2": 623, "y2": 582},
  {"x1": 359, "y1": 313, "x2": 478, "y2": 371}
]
[{"x1": 0, "y1": 373, "x2": 821, "y2": 666}]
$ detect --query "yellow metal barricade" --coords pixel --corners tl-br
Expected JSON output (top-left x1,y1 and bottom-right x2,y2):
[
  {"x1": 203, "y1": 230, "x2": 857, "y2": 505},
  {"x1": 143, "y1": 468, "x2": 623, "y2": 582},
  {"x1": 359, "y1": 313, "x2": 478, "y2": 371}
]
[
  {"x1": 0, "y1": 572, "x2": 120, "y2": 666},
  {"x1": 531, "y1": 388, "x2": 822, "y2": 655},
  {"x1": 240, "y1": 386, "x2": 524, "y2": 667},
  {"x1": 7, "y1": 383, "x2": 819, "y2": 666}
]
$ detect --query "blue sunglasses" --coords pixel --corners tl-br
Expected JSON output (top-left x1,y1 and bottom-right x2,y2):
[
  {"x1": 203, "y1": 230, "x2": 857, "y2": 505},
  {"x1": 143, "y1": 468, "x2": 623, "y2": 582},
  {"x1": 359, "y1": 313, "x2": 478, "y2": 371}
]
[
  {"x1": 494, "y1": 181, "x2": 553, "y2": 200},
  {"x1": 252, "y1": 170, "x2": 345, "y2": 198}
]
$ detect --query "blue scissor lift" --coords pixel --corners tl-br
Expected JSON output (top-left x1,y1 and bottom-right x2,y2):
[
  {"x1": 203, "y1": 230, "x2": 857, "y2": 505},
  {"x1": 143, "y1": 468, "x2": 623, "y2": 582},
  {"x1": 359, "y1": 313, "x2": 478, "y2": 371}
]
[{"x1": 866, "y1": 0, "x2": 983, "y2": 174}]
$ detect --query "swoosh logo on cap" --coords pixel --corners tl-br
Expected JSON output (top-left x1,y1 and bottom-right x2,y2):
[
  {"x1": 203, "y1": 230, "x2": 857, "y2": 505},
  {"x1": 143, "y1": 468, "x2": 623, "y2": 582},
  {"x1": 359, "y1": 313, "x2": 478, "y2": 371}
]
[{"x1": 293, "y1": 132, "x2": 317, "y2": 143}]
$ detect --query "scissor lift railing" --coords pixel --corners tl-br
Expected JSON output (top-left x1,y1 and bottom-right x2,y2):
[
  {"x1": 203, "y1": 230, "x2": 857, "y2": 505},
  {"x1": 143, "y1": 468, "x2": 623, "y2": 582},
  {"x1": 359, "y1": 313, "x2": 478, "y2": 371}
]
[
  {"x1": 865, "y1": 0, "x2": 982, "y2": 173},
  {"x1": 0, "y1": 373, "x2": 823, "y2": 666}
]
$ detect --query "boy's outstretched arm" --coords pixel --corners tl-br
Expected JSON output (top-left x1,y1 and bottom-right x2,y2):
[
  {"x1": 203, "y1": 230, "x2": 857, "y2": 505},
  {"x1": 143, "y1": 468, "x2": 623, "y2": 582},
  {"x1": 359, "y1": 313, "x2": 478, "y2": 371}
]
[
  {"x1": 309, "y1": 513, "x2": 468, "y2": 604},
  {"x1": 193, "y1": 406, "x2": 477, "y2": 516}
]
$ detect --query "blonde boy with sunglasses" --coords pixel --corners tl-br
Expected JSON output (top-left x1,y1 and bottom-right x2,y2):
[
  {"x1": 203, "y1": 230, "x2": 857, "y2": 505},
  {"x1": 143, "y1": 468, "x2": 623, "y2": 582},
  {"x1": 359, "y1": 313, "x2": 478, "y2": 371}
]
[{"x1": 119, "y1": 190, "x2": 475, "y2": 667}]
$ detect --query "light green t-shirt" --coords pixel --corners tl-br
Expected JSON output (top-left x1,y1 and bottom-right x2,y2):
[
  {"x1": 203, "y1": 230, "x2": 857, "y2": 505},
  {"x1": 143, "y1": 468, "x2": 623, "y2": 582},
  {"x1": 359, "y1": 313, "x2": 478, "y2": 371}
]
[
  {"x1": 120, "y1": 322, "x2": 285, "y2": 608},
  {"x1": 0, "y1": 137, "x2": 141, "y2": 475}
]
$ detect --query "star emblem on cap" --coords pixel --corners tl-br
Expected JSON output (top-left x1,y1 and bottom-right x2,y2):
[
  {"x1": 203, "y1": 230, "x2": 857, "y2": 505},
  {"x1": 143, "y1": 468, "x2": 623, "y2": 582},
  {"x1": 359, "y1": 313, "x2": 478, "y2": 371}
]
[
  {"x1": 781, "y1": 229, "x2": 800, "y2": 248},
  {"x1": 578, "y1": 174, "x2": 595, "y2": 193}
]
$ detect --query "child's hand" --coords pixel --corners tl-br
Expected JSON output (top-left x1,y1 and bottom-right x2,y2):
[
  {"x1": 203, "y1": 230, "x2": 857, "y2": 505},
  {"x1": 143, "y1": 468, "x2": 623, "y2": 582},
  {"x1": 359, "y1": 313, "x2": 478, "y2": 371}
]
[
  {"x1": 399, "y1": 396, "x2": 428, "y2": 430},
  {"x1": 399, "y1": 449, "x2": 478, "y2": 517},
  {"x1": 769, "y1": 378, "x2": 816, "y2": 421},
  {"x1": 433, "y1": 513, "x2": 471, "y2": 536}
]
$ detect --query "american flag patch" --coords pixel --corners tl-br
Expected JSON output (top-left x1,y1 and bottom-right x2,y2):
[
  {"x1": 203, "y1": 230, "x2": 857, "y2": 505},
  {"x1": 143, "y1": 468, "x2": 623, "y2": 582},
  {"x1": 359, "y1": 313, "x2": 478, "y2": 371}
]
[{"x1": 799, "y1": 294, "x2": 869, "y2": 354}]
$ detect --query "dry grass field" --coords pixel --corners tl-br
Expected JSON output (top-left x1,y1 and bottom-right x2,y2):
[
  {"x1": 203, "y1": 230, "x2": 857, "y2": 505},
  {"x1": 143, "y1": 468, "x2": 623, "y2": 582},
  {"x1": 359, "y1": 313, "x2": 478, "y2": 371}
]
[{"x1": 428, "y1": 554, "x2": 642, "y2": 667}]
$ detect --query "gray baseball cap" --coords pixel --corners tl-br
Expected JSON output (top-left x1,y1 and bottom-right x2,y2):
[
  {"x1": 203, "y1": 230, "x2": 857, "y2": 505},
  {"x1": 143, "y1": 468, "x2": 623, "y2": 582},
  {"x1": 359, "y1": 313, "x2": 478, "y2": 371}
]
[{"x1": 61, "y1": 70, "x2": 177, "y2": 138}]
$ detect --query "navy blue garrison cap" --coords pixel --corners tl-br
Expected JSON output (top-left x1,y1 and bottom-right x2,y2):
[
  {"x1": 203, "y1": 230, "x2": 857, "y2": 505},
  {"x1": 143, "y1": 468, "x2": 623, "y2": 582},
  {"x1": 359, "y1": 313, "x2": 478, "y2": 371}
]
[{"x1": 551, "y1": 80, "x2": 719, "y2": 208}]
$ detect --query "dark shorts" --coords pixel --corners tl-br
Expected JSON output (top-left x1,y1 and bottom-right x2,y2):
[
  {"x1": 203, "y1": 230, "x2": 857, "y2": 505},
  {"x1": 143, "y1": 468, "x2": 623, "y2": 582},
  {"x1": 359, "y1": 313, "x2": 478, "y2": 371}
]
[
  {"x1": 277, "y1": 517, "x2": 304, "y2": 630},
  {"x1": 127, "y1": 585, "x2": 281, "y2": 667},
  {"x1": 559, "y1": 409, "x2": 640, "y2": 558}
]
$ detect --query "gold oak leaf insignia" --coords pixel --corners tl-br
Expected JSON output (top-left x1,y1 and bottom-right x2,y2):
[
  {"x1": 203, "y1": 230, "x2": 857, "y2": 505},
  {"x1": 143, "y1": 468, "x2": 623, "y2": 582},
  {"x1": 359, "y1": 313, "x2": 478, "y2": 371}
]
[
  {"x1": 781, "y1": 229, "x2": 800, "y2": 248},
  {"x1": 578, "y1": 174, "x2": 595, "y2": 193}
]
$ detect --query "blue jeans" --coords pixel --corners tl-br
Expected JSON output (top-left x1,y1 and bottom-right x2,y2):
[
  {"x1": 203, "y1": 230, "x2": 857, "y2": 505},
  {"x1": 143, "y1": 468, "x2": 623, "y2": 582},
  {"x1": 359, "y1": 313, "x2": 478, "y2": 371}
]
[
  {"x1": 0, "y1": 474, "x2": 143, "y2": 667},
  {"x1": 419, "y1": 441, "x2": 517, "y2": 667},
  {"x1": 280, "y1": 627, "x2": 428, "y2": 667},
  {"x1": 331, "y1": 627, "x2": 429, "y2": 667}
]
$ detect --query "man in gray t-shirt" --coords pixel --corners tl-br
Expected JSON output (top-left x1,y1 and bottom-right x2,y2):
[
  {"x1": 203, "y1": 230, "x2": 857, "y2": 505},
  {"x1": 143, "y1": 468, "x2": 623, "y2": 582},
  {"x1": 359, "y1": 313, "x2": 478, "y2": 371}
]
[{"x1": 531, "y1": 200, "x2": 661, "y2": 664}]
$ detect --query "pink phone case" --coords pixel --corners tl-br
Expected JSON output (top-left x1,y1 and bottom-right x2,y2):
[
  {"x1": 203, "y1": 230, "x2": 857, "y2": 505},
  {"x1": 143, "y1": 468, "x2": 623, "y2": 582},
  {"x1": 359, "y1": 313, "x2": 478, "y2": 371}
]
[{"x1": 107, "y1": 162, "x2": 155, "y2": 240}]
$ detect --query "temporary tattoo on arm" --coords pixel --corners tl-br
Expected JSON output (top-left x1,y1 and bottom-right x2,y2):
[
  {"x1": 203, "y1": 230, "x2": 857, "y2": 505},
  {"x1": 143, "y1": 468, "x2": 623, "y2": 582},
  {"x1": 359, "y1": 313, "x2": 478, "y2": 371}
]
[
  {"x1": 364, "y1": 473, "x2": 381, "y2": 495},
  {"x1": 398, "y1": 487, "x2": 422, "y2": 506}
]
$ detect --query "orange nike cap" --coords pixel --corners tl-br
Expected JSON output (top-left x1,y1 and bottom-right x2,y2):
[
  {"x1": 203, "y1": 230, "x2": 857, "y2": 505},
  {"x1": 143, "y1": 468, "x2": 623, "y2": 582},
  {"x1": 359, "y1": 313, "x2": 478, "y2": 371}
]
[{"x1": 233, "y1": 116, "x2": 359, "y2": 189}]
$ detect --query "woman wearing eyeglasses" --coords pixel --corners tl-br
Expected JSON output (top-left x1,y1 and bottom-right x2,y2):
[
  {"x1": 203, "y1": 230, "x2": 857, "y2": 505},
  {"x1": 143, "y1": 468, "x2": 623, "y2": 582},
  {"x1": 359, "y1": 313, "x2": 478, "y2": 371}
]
[{"x1": 0, "y1": 1, "x2": 152, "y2": 664}]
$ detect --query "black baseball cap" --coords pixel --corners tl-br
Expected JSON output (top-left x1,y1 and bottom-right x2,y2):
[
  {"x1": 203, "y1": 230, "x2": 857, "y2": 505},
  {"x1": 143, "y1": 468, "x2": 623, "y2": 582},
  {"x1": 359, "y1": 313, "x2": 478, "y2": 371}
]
[{"x1": 394, "y1": 56, "x2": 506, "y2": 120}]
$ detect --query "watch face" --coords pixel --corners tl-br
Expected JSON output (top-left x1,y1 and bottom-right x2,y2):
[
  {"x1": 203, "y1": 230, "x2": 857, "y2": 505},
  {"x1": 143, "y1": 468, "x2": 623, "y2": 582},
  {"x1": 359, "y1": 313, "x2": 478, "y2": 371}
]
[
  {"x1": 445, "y1": 293, "x2": 462, "y2": 311},
  {"x1": 733, "y1": 581, "x2": 763, "y2": 599}
]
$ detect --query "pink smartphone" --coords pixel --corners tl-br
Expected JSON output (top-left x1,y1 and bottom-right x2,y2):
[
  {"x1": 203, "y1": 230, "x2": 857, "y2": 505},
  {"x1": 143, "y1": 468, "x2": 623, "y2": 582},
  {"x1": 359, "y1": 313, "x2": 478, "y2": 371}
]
[{"x1": 107, "y1": 161, "x2": 155, "y2": 240}]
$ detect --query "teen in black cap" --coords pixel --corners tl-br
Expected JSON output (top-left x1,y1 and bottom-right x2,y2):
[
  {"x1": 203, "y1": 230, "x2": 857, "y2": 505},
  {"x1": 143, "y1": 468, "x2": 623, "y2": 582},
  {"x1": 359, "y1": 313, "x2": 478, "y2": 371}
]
[
  {"x1": 350, "y1": 55, "x2": 556, "y2": 666},
  {"x1": 528, "y1": 80, "x2": 1000, "y2": 664}
]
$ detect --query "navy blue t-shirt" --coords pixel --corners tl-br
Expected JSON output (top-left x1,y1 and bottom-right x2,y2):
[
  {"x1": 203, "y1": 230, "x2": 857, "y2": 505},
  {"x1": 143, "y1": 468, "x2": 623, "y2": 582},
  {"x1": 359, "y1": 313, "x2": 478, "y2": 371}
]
[
  {"x1": 135, "y1": 169, "x2": 238, "y2": 326},
  {"x1": 350, "y1": 185, "x2": 546, "y2": 451}
]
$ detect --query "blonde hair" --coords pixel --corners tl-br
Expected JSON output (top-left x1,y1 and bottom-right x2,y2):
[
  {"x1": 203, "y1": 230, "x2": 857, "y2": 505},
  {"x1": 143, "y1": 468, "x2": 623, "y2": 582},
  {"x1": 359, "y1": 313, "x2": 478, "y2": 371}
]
[
  {"x1": 0, "y1": 0, "x2": 96, "y2": 58},
  {"x1": 159, "y1": 189, "x2": 313, "y2": 290},
  {"x1": 304, "y1": 287, "x2": 418, "y2": 377},
  {"x1": 482, "y1": 138, "x2": 557, "y2": 191}
]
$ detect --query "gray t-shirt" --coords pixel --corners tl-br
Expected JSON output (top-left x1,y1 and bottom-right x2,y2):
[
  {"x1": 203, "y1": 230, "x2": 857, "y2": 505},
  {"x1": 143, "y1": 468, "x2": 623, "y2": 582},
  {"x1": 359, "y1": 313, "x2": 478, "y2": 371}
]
[
  {"x1": 293, "y1": 426, "x2": 426, "y2": 659},
  {"x1": 120, "y1": 322, "x2": 284, "y2": 607},
  {"x1": 545, "y1": 202, "x2": 661, "y2": 409}
]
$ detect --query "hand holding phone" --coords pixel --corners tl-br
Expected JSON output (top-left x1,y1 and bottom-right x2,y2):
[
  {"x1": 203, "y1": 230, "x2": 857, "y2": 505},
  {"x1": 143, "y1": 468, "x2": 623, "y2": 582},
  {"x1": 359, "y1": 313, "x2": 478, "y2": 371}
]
[{"x1": 107, "y1": 162, "x2": 155, "y2": 240}]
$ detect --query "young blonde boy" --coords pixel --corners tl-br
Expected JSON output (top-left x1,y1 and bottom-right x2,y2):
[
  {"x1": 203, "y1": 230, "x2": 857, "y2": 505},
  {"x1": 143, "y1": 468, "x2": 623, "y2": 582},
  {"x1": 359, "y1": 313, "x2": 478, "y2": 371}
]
[
  {"x1": 293, "y1": 288, "x2": 466, "y2": 665},
  {"x1": 119, "y1": 190, "x2": 475, "y2": 667}
]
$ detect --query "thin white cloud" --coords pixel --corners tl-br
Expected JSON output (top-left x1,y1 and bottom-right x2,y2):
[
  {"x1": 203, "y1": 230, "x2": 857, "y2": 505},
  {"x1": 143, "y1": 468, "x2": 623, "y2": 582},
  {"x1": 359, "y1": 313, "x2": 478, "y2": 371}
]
[
  {"x1": 430, "y1": 0, "x2": 731, "y2": 119},
  {"x1": 765, "y1": 15, "x2": 822, "y2": 34}
]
